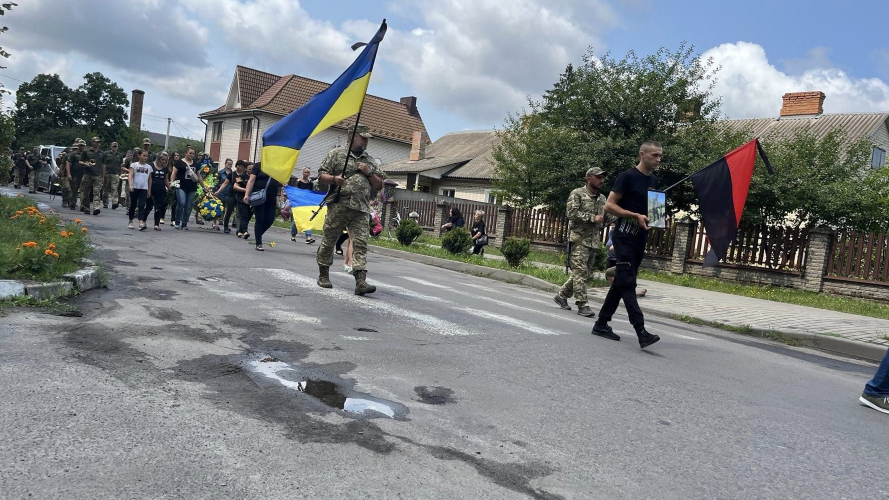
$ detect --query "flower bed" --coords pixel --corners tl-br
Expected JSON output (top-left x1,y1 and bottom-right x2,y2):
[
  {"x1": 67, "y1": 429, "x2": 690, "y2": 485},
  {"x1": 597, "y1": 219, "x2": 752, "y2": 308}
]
[{"x1": 0, "y1": 195, "x2": 92, "y2": 281}]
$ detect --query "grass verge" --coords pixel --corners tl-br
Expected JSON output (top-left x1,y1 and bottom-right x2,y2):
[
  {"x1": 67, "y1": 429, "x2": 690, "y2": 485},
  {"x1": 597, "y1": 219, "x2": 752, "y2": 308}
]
[
  {"x1": 368, "y1": 237, "x2": 607, "y2": 288},
  {"x1": 640, "y1": 269, "x2": 889, "y2": 321},
  {"x1": 0, "y1": 195, "x2": 92, "y2": 281},
  {"x1": 669, "y1": 313, "x2": 801, "y2": 346}
]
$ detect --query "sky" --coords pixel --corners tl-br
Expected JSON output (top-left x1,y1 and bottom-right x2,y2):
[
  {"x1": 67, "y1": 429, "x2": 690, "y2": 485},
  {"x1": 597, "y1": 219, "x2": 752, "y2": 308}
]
[{"x1": 2, "y1": 0, "x2": 889, "y2": 143}]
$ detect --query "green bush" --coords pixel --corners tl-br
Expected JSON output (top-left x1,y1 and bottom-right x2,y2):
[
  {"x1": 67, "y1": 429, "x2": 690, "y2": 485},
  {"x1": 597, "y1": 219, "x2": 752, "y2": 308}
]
[
  {"x1": 0, "y1": 195, "x2": 92, "y2": 281},
  {"x1": 441, "y1": 227, "x2": 472, "y2": 254},
  {"x1": 396, "y1": 218, "x2": 423, "y2": 246},
  {"x1": 501, "y1": 237, "x2": 531, "y2": 267}
]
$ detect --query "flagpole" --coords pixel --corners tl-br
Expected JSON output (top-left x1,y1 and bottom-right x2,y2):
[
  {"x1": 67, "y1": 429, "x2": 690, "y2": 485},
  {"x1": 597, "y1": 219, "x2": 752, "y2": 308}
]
[{"x1": 309, "y1": 20, "x2": 385, "y2": 222}]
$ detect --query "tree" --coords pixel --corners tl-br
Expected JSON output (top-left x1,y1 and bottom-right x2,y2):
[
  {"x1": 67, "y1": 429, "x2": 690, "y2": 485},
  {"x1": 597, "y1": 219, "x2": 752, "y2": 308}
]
[
  {"x1": 493, "y1": 44, "x2": 736, "y2": 214},
  {"x1": 72, "y1": 72, "x2": 129, "y2": 144},
  {"x1": 745, "y1": 128, "x2": 884, "y2": 230},
  {"x1": 14, "y1": 74, "x2": 77, "y2": 145}
]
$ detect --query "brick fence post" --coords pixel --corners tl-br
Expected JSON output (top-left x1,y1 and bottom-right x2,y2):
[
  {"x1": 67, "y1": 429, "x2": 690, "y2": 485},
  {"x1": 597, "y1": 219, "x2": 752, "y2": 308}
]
[
  {"x1": 802, "y1": 226, "x2": 834, "y2": 292},
  {"x1": 434, "y1": 203, "x2": 448, "y2": 236},
  {"x1": 382, "y1": 200, "x2": 395, "y2": 233},
  {"x1": 495, "y1": 206, "x2": 512, "y2": 248},
  {"x1": 669, "y1": 221, "x2": 694, "y2": 274}
]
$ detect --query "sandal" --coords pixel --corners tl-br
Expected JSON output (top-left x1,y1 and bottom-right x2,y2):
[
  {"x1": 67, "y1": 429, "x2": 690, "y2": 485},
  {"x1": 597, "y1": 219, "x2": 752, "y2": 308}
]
[
  {"x1": 154, "y1": 225, "x2": 161, "y2": 231},
  {"x1": 243, "y1": 233, "x2": 250, "y2": 240},
  {"x1": 291, "y1": 236, "x2": 296, "y2": 242},
  {"x1": 139, "y1": 224, "x2": 147, "y2": 231},
  {"x1": 127, "y1": 221, "x2": 134, "y2": 229},
  {"x1": 335, "y1": 249, "x2": 344, "y2": 256}
]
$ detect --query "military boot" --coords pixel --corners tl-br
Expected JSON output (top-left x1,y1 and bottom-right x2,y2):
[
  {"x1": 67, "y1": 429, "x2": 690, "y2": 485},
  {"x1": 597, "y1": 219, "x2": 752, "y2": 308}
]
[
  {"x1": 354, "y1": 270, "x2": 376, "y2": 296},
  {"x1": 317, "y1": 266, "x2": 333, "y2": 288}
]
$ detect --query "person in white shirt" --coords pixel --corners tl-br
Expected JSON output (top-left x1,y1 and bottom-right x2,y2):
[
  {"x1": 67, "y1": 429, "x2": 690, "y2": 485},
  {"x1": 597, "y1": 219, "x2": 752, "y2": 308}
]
[{"x1": 128, "y1": 148, "x2": 153, "y2": 231}]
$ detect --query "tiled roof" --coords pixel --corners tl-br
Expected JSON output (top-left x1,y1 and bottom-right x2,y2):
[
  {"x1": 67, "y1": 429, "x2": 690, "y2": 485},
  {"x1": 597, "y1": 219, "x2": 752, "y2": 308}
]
[
  {"x1": 202, "y1": 66, "x2": 429, "y2": 145},
  {"x1": 384, "y1": 130, "x2": 499, "y2": 176},
  {"x1": 721, "y1": 113, "x2": 889, "y2": 143},
  {"x1": 236, "y1": 65, "x2": 280, "y2": 108}
]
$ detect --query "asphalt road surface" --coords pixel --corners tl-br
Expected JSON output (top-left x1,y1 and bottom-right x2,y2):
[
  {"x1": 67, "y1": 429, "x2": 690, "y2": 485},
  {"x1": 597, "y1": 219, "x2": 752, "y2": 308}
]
[{"x1": 2, "y1": 196, "x2": 888, "y2": 499}]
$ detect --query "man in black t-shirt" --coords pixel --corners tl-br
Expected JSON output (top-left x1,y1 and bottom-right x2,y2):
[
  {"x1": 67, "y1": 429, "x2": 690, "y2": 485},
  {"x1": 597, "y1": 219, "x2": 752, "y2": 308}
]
[{"x1": 592, "y1": 141, "x2": 663, "y2": 349}]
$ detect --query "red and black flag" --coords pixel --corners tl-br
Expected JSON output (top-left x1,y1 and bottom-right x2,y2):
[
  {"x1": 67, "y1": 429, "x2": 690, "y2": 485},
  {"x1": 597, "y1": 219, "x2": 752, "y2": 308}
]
[{"x1": 691, "y1": 139, "x2": 773, "y2": 267}]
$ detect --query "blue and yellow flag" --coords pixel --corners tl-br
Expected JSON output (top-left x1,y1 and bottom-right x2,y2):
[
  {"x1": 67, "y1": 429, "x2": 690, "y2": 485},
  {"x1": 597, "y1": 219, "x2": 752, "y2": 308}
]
[
  {"x1": 284, "y1": 186, "x2": 327, "y2": 232},
  {"x1": 261, "y1": 20, "x2": 388, "y2": 184}
]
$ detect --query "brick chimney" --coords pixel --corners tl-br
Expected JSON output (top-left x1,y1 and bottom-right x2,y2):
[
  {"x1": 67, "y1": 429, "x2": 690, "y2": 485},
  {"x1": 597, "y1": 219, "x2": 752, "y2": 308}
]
[
  {"x1": 409, "y1": 131, "x2": 426, "y2": 161},
  {"x1": 400, "y1": 96, "x2": 418, "y2": 116},
  {"x1": 780, "y1": 91, "x2": 825, "y2": 117},
  {"x1": 130, "y1": 89, "x2": 145, "y2": 130}
]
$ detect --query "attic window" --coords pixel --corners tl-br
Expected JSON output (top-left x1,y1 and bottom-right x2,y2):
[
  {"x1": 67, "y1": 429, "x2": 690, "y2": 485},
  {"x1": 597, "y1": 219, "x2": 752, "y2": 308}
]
[{"x1": 873, "y1": 147, "x2": 886, "y2": 168}]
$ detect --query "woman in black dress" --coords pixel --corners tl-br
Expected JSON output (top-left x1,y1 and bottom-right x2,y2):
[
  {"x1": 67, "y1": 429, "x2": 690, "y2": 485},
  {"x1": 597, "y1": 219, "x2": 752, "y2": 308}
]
[
  {"x1": 470, "y1": 210, "x2": 487, "y2": 255},
  {"x1": 243, "y1": 161, "x2": 280, "y2": 251}
]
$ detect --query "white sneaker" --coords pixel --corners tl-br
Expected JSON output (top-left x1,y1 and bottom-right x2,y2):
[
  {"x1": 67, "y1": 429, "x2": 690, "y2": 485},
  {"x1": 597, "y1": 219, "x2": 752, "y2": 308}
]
[
  {"x1": 343, "y1": 265, "x2": 352, "y2": 274},
  {"x1": 127, "y1": 221, "x2": 134, "y2": 229}
]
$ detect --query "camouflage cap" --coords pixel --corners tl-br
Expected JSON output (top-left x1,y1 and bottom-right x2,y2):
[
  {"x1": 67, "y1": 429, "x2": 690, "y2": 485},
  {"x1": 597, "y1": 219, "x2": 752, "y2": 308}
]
[
  {"x1": 142, "y1": 137, "x2": 152, "y2": 144},
  {"x1": 586, "y1": 166, "x2": 605, "y2": 177},
  {"x1": 354, "y1": 123, "x2": 373, "y2": 139},
  {"x1": 91, "y1": 136, "x2": 101, "y2": 142},
  {"x1": 76, "y1": 139, "x2": 87, "y2": 146},
  {"x1": 110, "y1": 142, "x2": 119, "y2": 147}
]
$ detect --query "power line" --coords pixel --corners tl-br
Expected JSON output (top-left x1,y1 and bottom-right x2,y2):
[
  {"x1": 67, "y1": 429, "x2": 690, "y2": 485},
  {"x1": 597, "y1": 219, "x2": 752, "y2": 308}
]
[
  {"x1": 0, "y1": 73, "x2": 26, "y2": 83},
  {"x1": 171, "y1": 119, "x2": 203, "y2": 140}
]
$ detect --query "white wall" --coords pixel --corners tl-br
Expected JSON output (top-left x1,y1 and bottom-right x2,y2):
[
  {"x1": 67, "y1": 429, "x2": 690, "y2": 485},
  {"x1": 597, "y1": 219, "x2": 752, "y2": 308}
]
[{"x1": 205, "y1": 112, "x2": 411, "y2": 177}]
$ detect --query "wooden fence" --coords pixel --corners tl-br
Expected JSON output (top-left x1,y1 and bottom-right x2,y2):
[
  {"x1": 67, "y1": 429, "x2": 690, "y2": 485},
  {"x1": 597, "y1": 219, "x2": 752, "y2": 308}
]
[
  {"x1": 601, "y1": 222, "x2": 677, "y2": 258},
  {"x1": 827, "y1": 230, "x2": 889, "y2": 283},
  {"x1": 688, "y1": 224, "x2": 810, "y2": 273},
  {"x1": 394, "y1": 199, "x2": 436, "y2": 228},
  {"x1": 507, "y1": 207, "x2": 568, "y2": 244}
]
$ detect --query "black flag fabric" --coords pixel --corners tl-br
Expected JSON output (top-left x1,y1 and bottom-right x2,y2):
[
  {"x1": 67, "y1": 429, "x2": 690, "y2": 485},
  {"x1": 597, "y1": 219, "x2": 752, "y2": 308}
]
[{"x1": 691, "y1": 139, "x2": 772, "y2": 267}]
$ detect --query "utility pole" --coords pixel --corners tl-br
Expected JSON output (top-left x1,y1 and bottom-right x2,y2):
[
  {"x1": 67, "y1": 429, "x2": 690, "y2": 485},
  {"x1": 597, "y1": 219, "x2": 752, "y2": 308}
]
[{"x1": 164, "y1": 118, "x2": 171, "y2": 151}]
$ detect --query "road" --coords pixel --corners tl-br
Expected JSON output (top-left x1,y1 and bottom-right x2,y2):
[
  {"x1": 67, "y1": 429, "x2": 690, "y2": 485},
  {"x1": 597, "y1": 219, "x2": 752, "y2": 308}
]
[{"x1": 2, "y1": 194, "x2": 888, "y2": 499}]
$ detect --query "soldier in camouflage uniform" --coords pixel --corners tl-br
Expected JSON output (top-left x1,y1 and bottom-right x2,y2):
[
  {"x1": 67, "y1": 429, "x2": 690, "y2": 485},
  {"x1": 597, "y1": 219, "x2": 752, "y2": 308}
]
[
  {"x1": 102, "y1": 141, "x2": 124, "y2": 209},
  {"x1": 316, "y1": 124, "x2": 383, "y2": 295},
  {"x1": 27, "y1": 146, "x2": 44, "y2": 193},
  {"x1": 12, "y1": 147, "x2": 27, "y2": 189},
  {"x1": 79, "y1": 137, "x2": 106, "y2": 215},
  {"x1": 554, "y1": 166, "x2": 607, "y2": 317},
  {"x1": 66, "y1": 139, "x2": 88, "y2": 210},
  {"x1": 56, "y1": 148, "x2": 69, "y2": 200}
]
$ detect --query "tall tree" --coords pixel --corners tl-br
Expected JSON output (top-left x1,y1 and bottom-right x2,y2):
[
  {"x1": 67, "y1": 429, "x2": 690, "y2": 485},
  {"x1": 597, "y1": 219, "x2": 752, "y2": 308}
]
[
  {"x1": 14, "y1": 74, "x2": 76, "y2": 145},
  {"x1": 493, "y1": 43, "x2": 737, "y2": 214},
  {"x1": 72, "y1": 72, "x2": 129, "y2": 143}
]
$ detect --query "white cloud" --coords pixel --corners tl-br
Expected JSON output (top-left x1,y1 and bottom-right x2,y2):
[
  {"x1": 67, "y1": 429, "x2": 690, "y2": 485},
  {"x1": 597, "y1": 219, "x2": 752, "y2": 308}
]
[
  {"x1": 382, "y1": 0, "x2": 619, "y2": 124},
  {"x1": 703, "y1": 42, "x2": 889, "y2": 119}
]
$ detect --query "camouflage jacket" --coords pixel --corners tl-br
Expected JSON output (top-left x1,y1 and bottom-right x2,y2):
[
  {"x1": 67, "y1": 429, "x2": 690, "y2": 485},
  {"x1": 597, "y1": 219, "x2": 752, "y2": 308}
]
[
  {"x1": 318, "y1": 146, "x2": 380, "y2": 214},
  {"x1": 566, "y1": 186, "x2": 606, "y2": 248}
]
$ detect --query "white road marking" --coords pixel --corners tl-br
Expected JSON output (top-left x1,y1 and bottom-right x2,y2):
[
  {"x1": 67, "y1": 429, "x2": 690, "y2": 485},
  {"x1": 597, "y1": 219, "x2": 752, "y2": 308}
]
[{"x1": 399, "y1": 276, "x2": 452, "y2": 289}]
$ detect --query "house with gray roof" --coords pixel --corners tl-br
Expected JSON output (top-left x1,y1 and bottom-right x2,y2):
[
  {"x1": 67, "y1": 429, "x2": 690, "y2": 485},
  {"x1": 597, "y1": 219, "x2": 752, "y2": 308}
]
[{"x1": 383, "y1": 129, "x2": 501, "y2": 203}]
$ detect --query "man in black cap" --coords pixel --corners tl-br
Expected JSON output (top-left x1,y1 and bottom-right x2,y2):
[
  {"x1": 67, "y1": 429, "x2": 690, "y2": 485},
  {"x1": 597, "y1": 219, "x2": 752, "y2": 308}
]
[
  {"x1": 66, "y1": 139, "x2": 88, "y2": 210},
  {"x1": 103, "y1": 141, "x2": 124, "y2": 209},
  {"x1": 80, "y1": 136, "x2": 106, "y2": 215}
]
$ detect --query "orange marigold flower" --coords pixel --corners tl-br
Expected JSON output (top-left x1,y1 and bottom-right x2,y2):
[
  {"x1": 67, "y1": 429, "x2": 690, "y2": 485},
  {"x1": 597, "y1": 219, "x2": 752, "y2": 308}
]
[
  {"x1": 15, "y1": 210, "x2": 22, "y2": 215},
  {"x1": 74, "y1": 218, "x2": 82, "y2": 224},
  {"x1": 52, "y1": 252, "x2": 59, "y2": 258},
  {"x1": 39, "y1": 218, "x2": 46, "y2": 223},
  {"x1": 60, "y1": 230, "x2": 68, "y2": 237},
  {"x1": 22, "y1": 241, "x2": 37, "y2": 248},
  {"x1": 81, "y1": 227, "x2": 88, "y2": 232},
  {"x1": 48, "y1": 243, "x2": 56, "y2": 250},
  {"x1": 45, "y1": 249, "x2": 53, "y2": 255}
]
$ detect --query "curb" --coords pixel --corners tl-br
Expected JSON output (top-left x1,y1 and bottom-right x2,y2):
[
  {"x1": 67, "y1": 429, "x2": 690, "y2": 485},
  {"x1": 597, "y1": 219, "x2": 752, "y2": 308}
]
[
  {"x1": 367, "y1": 244, "x2": 888, "y2": 363},
  {"x1": 1, "y1": 265, "x2": 103, "y2": 300}
]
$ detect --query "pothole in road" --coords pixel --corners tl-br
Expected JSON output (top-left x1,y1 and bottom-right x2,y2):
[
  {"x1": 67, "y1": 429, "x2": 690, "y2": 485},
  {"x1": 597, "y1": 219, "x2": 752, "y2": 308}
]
[
  {"x1": 414, "y1": 386, "x2": 456, "y2": 405},
  {"x1": 243, "y1": 354, "x2": 407, "y2": 420},
  {"x1": 355, "y1": 327, "x2": 377, "y2": 332}
]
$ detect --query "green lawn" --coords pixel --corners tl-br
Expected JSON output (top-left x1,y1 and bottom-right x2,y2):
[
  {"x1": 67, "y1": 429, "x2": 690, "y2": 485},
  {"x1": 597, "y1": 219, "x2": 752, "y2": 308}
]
[
  {"x1": 368, "y1": 237, "x2": 605, "y2": 288},
  {"x1": 640, "y1": 269, "x2": 889, "y2": 320}
]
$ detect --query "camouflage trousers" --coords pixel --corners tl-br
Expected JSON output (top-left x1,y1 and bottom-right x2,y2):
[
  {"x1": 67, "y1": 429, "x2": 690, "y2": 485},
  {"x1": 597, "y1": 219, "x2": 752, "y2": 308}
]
[
  {"x1": 13, "y1": 167, "x2": 26, "y2": 188},
  {"x1": 80, "y1": 174, "x2": 103, "y2": 212},
  {"x1": 317, "y1": 204, "x2": 370, "y2": 272},
  {"x1": 103, "y1": 174, "x2": 121, "y2": 206},
  {"x1": 59, "y1": 176, "x2": 72, "y2": 206},
  {"x1": 559, "y1": 243, "x2": 600, "y2": 307},
  {"x1": 69, "y1": 173, "x2": 84, "y2": 208},
  {"x1": 28, "y1": 170, "x2": 37, "y2": 192}
]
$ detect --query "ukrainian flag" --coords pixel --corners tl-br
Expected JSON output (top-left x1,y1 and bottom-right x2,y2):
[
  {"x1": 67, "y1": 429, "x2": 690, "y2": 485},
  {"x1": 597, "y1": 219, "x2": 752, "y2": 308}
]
[
  {"x1": 261, "y1": 20, "x2": 388, "y2": 184},
  {"x1": 284, "y1": 186, "x2": 327, "y2": 232}
]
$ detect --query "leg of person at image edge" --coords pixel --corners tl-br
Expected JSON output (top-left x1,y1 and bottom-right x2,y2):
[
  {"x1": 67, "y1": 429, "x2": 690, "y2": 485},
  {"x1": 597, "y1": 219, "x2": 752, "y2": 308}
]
[
  {"x1": 28, "y1": 169, "x2": 38, "y2": 193},
  {"x1": 253, "y1": 197, "x2": 277, "y2": 251},
  {"x1": 317, "y1": 204, "x2": 375, "y2": 295},
  {"x1": 860, "y1": 348, "x2": 889, "y2": 415},
  {"x1": 290, "y1": 216, "x2": 298, "y2": 242},
  {"x1": 593, "y1": 235, "x2": 660, "y2": 348},
  {"x1": 555, "y1": 243, "x2": 597, "y2": 317}
]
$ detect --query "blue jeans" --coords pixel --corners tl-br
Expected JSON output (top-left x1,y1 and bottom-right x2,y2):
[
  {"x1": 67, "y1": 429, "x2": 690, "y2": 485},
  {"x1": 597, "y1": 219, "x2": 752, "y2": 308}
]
[
  {"x1": 864, "y1": 348, "x2": 889, "y2": 397},
  {"x1": 291, "y1": 217, "x2": 311, "y2": 239},
  {"x1": 175, "y1": 189, "x2": 196, "y2": 227}
]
